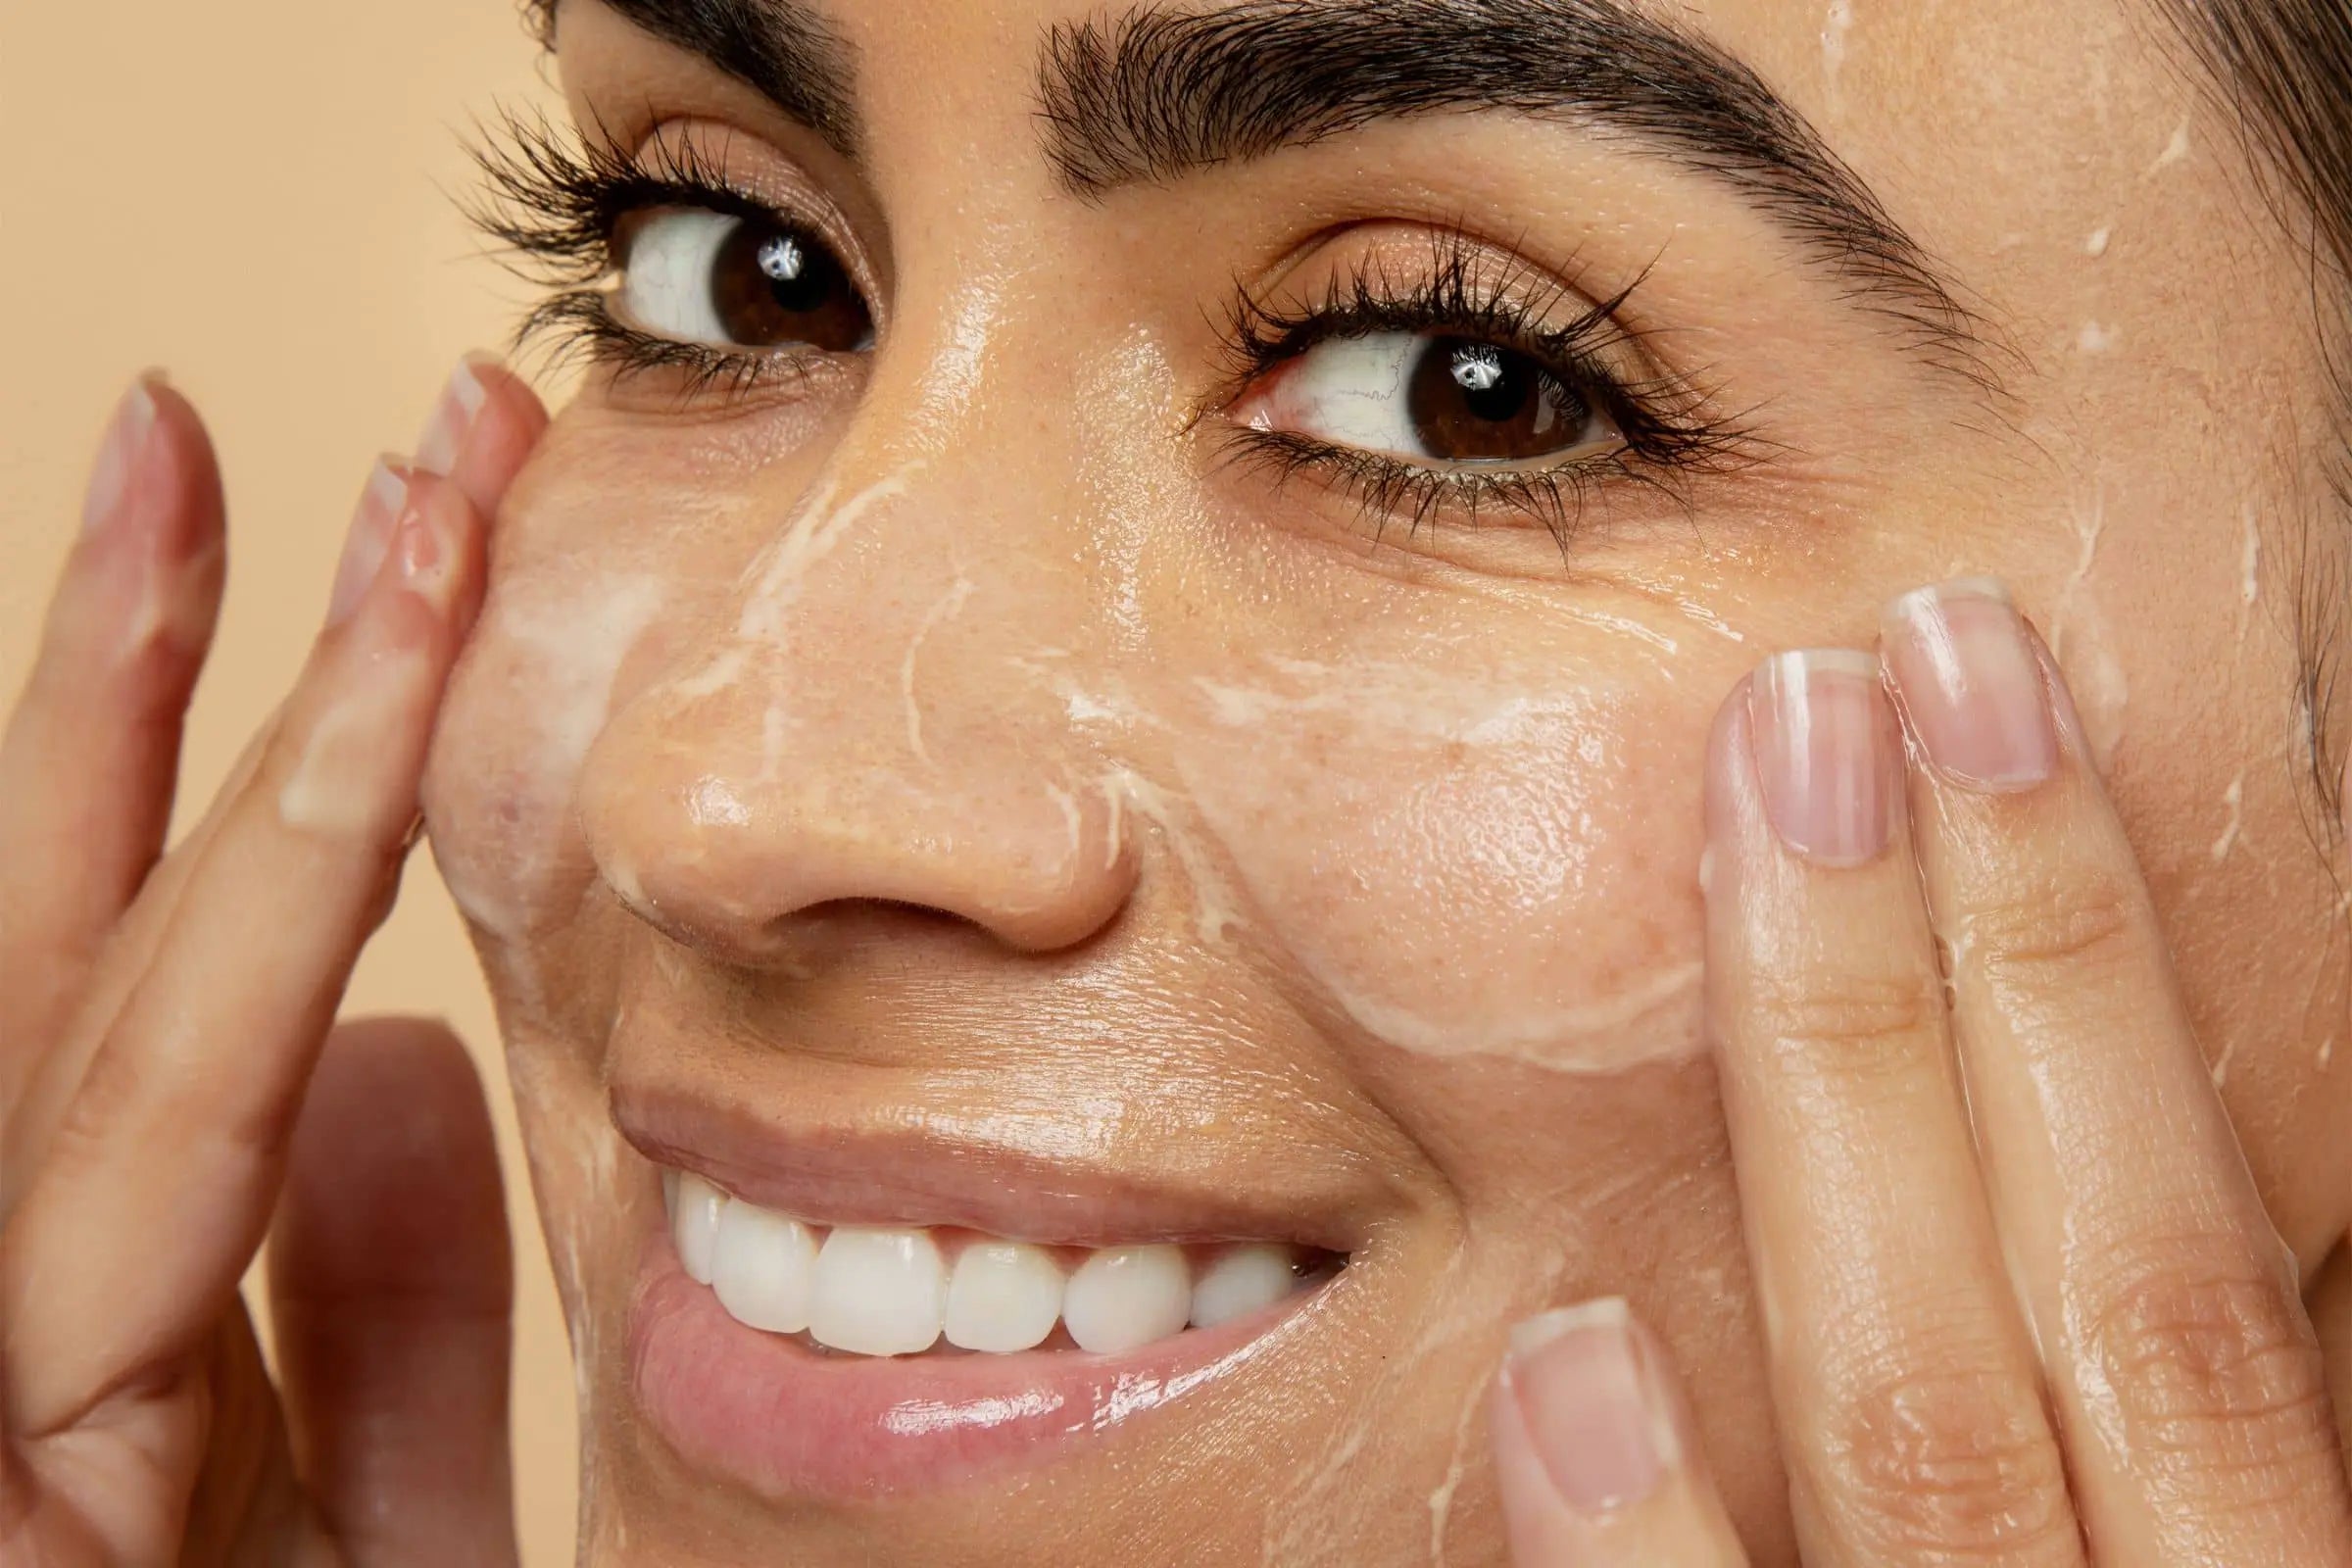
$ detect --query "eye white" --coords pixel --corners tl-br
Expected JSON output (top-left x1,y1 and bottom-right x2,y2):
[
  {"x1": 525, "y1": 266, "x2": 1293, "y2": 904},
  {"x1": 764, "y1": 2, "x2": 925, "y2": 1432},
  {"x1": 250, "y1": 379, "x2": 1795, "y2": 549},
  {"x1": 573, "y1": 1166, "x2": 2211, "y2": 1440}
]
[
  {"x1": 1252, "y1": 331, "x2": 1435, "y2": 459},
  {"x1": 617, "y1": 209, "x2": 741, "y2": 346}
]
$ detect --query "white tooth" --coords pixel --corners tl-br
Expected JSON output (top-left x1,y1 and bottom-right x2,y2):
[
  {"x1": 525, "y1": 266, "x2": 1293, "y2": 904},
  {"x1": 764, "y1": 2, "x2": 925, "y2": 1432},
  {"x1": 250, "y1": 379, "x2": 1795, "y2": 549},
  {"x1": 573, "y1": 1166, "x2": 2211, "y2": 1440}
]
[
  {"x1": 711, "y1": 1200, "x2": 820, "y2": 1334},
  {"x1": 944, "y1": 1242, "x2": 1064, "y2": 1352},
  {"x1": 1061, "y1": 1244, "x2": 1192, "y2": 1353},
  {"x1": 673, "y1": 1172, "x2": 724, "y2": 1286},
  {"x1": 809, "y1": 1227, "x2": 947, "y2": 1355},
  {"x1": 1190, "y1": 1243, "x2": 1298, "y2": 1329}
]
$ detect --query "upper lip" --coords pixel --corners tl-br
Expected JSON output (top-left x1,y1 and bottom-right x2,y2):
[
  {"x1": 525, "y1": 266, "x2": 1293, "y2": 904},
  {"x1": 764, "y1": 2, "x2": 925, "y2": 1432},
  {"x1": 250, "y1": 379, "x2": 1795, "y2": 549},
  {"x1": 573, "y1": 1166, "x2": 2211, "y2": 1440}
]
[{"x1": 611, "y1": 1057, "x2": 1381, "y2": 1256}]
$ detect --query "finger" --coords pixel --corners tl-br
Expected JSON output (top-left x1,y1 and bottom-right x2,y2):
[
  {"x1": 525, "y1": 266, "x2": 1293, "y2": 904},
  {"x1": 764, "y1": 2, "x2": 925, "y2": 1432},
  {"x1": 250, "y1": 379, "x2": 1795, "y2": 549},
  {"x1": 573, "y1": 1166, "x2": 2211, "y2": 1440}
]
[
  {"x1": 269, "y1": 1018, "x2": 518, "y2": 1568},
  {"x1": 0, "y1": 470, "x2": 488, "y2": 1438},
  {"x1": 1703, "y1": 652, "x2": 2081, "y2": 1566},
  {"x1": 0, "y1": 356, "x2": 547, "y2": 1211},
  {"x1": 1490, "y1": 1299, "x2": 1749, "y2": 1566},
  {"x1": 2312, "y1": 1241, "x2": 2352, "y2": 1472},
  {"x1": 1883, "y1": 577, "x2": 2352, "y2": 1562},
  {"x1": 0, "y1": 377, "x2": 224, "y2": 1102},
  {"x1": 417, "y1": 352, "x2": 550, "y2": 520}
]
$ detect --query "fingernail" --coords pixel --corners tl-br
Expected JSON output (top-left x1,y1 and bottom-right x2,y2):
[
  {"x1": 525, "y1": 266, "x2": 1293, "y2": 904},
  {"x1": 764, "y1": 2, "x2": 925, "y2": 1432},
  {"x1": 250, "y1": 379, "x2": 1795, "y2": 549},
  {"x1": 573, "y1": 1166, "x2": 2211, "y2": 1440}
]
[
  {"x1": 1882, "y1": 577, "x2": 2057, "y2": 790},
  {"x1": 415, "y1": 355, "x2": 496, "y2": 476},
  {"x1": 1746, "y1": 649, "x2": 1895, "y2": 865},
  {"x1": 82, "y1": 380, "x2": 160, "y2": 537},
  {"x1": 1504, "y1": 1298, "x2": 1676, "y2": 1513},
  {"x1": 327, "y1": 459, "x2": 409, "y2": 627}
]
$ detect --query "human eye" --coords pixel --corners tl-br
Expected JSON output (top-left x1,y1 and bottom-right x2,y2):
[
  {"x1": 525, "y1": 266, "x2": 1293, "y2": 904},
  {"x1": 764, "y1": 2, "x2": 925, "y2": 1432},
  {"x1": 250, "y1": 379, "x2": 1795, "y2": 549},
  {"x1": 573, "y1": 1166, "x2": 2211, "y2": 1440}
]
[
  {"x1": 1219, "y1": 231, "x2": 1751, "y2": 548},
  {"x1": 613, "y1": 209, "x2": 870, "y2": 354},
  {"x1": 467, "y1": 113, "x2": 874, "y2": 396},
  {"x1": 1240, "y1": 331, "x2": 1621, "y2": 466}
]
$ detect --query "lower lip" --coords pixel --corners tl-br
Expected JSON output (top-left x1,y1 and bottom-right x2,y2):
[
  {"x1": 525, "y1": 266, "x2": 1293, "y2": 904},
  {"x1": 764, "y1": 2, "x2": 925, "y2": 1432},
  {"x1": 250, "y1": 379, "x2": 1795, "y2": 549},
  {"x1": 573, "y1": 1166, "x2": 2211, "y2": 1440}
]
[{"x1": 627, "y1": 1229, "x2": 1322, "y2": 1500}]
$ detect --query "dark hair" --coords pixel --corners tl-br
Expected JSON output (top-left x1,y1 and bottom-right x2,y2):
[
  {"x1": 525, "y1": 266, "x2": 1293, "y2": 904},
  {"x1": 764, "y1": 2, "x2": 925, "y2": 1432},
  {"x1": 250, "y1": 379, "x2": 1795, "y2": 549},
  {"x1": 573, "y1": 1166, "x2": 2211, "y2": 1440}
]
[{"x1": 2153, "y1": 2, "x2": 2352, "y2": 820}]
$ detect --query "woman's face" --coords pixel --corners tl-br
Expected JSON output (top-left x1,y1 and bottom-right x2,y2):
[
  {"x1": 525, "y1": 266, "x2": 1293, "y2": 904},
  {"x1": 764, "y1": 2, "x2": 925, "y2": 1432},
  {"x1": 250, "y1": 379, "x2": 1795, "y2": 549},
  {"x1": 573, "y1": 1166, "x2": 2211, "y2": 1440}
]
[{"x1": 419, "y1": 0, "x2": 2352, "y2": 1559}]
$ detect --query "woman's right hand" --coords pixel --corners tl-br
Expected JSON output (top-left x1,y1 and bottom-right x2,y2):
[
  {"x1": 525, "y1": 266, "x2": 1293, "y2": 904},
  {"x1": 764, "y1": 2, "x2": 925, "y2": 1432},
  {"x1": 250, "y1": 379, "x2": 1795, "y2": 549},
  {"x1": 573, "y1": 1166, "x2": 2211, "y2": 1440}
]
[{"x1": 0, "y1": 361, "x2": 544, "y2": 1565}]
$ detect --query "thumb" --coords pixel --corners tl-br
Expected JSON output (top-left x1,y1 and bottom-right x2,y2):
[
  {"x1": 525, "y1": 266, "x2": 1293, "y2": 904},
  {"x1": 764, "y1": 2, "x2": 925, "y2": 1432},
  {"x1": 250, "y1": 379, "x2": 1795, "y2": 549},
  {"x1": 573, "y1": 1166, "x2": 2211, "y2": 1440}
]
[
  {"x1": 1489, "y1": 1298, "x2": 1749, "y2": 1567},
  {"x1": 267, "y1": 1015, "x2": 519, "y2": 1567}
]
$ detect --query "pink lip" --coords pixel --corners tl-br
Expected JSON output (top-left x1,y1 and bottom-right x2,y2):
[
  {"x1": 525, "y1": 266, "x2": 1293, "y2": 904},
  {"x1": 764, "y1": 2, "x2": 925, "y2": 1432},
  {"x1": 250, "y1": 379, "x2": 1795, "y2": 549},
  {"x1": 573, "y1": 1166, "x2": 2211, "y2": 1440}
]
[{"x1": 627, "y1": 1226, "x2": 1329, "y2": 1501}]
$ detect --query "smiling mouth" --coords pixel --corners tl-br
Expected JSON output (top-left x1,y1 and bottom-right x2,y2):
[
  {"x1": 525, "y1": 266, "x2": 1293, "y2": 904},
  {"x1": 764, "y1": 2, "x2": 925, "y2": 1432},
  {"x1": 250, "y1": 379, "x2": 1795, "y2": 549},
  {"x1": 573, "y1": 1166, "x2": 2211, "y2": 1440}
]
[
  {"x1": 662, "y1": 1167, "x2": 1346, "y2": 1357},
  {"x1": 613, "y1": 1066, "x2": 1380, "y2": 1500}
]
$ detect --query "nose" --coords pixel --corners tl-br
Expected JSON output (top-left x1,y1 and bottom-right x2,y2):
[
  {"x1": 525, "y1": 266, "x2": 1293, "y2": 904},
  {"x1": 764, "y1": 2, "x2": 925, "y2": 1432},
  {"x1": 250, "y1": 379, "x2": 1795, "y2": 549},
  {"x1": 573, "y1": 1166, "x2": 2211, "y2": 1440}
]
[{"x1": 576, "y1": 462, "x2": 1140, "y2": 965}]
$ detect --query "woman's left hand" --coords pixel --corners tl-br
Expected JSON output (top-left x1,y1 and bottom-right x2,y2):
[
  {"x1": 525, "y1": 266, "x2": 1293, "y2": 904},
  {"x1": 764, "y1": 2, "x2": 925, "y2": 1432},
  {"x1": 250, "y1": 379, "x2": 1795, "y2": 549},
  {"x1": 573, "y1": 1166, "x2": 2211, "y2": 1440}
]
[{"x1": 1488, "y1": 578, "x2": 2352, "y2": 1565}]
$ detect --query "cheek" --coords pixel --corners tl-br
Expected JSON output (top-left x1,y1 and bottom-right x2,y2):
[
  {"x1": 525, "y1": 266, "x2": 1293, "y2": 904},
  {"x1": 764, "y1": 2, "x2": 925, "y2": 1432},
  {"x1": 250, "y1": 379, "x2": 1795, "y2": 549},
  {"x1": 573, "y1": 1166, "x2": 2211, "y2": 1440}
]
[
  {"x1": 421, "y1": 564, "x2": 670, "y2": 947},
  {"x1": 1165, "y1": 660, "x2": 1714, "y2": 1071}
]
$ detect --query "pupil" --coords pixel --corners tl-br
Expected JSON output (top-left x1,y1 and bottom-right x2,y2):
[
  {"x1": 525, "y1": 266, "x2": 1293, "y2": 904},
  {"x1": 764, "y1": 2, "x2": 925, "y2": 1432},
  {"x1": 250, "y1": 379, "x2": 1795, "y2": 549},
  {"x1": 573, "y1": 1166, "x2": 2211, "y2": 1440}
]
[
  {"x1": 710, "y1": 219, "x2": 871, "y2": 352},
  {"x1": 758, "y1": 234, "x2": 806, "y2": 283},
  {"x1": 1404, "y1": 335, "x2": 1590, "y2": 462}
]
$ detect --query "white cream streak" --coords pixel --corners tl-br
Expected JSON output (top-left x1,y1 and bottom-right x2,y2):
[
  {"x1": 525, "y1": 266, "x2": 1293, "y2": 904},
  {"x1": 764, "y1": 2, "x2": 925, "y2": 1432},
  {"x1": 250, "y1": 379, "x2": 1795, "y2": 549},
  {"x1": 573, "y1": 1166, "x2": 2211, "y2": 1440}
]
[
  {"x1": 1325, "y1": 962, "x2": 1704, "y2": 1066},
  {"x1": 902, "y1": 574, "x2": 974, "y2": 766}
]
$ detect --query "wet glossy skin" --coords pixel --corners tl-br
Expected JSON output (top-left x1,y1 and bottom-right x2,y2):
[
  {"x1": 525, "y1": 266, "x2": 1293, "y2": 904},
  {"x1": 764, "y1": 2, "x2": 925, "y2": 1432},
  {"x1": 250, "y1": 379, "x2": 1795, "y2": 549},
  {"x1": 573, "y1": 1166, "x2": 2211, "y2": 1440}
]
[{"x1": 417, "y1": 0, "x2": 2352, "y2": 1560}]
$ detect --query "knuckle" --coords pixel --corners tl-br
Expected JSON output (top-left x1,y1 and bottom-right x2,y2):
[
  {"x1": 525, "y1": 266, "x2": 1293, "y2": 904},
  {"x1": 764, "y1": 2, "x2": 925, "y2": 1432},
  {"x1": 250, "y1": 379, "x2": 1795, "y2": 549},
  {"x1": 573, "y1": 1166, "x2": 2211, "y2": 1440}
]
[
  {"x1": 1812, "y1": 1361, "x2": 2077, "y2": 1561},
  {"x1": 2082, "y1": 1243, "x2": 2338, "y2": 1503},
  {"x1": 1961, "y1": 864, "x2": 2144, "y2": 986},
  {"x1": 1748, "y1": 967, "x2": 1942, "y2": 1083}
]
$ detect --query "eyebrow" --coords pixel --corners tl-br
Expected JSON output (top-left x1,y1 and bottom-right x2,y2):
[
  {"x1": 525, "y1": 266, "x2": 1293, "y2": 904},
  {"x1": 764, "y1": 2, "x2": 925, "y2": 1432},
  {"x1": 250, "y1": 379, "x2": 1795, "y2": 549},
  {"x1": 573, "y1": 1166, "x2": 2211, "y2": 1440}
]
[
  {"x1": 1039, "y1": 0, "x2": 1989, "y2": 378},
  {"x1": 556, "y1": 0, "x2": 861, "y2": 158}
]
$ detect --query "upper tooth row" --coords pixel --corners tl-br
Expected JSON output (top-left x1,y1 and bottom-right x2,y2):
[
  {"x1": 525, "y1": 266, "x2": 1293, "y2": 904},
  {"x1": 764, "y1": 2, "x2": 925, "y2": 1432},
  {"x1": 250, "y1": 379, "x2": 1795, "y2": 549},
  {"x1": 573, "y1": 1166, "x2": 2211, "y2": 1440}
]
[{"x1": 665, "y1": 1171, "x2": 1309, "y2": 1356}]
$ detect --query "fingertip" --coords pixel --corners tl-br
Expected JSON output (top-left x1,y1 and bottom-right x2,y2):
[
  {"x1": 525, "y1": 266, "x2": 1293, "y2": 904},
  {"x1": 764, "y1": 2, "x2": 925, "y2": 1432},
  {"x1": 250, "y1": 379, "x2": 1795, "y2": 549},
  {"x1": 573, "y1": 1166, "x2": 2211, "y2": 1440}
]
[
  {"x1": 443, "y1": 351, "x2": 549, "y2": 521},
  {"x1": 343, "y1": 468, "x2": 491, "y2": 650},
  {"x1": 134, "y1": 377, "x2": 227, "y2": 554},
  {"x1": 1490, "y1": 1300, "x2": 1746, "y2": 1565}
]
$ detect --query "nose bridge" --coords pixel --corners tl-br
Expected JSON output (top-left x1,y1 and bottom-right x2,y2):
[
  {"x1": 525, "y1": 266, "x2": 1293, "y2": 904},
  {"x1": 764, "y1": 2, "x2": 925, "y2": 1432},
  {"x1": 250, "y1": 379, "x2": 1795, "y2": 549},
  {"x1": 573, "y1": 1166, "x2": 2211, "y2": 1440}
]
[{"x1": 577, "y1": 441, "x2": 1137, "y2": 962}]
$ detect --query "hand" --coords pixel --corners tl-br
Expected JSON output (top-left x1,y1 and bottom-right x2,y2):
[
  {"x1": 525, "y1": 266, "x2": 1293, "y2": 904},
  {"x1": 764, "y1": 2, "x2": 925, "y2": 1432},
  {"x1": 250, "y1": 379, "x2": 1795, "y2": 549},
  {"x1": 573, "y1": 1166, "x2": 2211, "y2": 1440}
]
[
  {"x1": 1488, "y1": 580, "x2": 2352, "y2": 1564},
  {"x1": 0, "y1": 362, "x2": 544, "y2": 1564}
]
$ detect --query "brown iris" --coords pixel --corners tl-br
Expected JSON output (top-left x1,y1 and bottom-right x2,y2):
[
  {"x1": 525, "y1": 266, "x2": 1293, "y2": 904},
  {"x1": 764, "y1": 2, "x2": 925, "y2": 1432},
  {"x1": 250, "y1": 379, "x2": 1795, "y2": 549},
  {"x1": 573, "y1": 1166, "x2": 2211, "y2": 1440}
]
[
  {"x1": 706, "y1": 219, "x2": 870, "y2": 351},
  {"x1": 1402, "y1": 336, "x2": 1592, "y2": 461}
]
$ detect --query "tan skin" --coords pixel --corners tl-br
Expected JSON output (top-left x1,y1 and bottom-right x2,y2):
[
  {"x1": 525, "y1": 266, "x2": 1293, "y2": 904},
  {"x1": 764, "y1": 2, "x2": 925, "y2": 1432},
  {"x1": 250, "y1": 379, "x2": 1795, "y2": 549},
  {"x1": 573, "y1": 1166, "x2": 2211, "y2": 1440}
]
[{"x1": 3, "y1": 0, "x2": 2350, "y2": 1563}]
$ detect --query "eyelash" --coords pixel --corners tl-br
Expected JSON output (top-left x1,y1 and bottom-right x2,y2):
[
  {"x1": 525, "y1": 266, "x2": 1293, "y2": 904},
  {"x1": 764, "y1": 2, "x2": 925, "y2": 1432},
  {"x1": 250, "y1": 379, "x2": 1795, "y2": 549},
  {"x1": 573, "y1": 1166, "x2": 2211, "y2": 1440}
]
[
  {"x1": 467, "y1": 111, "x2": 1759, "y2": 548},
  {"x1": 1209, "y1": 238, "x2": 1755, "y2": 549},
  {"x1": 467, "y1": 111, "x2": 836, "y2": 399}
]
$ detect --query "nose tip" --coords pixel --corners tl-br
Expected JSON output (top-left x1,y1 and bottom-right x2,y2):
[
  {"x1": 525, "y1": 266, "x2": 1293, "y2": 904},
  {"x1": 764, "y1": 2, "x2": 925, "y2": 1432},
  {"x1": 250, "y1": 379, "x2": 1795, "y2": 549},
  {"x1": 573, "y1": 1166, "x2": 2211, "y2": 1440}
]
[{"x1": 577, "y1": 699, "x2": 1139, "y2": 965}]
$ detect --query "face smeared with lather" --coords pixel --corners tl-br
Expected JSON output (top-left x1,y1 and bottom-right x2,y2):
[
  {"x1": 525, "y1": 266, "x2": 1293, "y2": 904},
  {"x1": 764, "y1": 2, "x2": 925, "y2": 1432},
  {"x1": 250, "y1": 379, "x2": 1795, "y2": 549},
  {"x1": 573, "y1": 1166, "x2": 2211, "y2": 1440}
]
[{"x1": 418, "y1": 0, "x2": 2352, "y2": 1559}]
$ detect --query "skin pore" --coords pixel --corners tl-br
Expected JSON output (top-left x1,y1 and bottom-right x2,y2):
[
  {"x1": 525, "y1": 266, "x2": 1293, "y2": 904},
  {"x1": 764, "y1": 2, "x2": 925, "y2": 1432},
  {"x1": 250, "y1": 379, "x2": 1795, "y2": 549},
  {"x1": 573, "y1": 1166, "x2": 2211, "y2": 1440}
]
[{"x1": 410, "y1": 0, "x2": 2352, "y2": 1560}]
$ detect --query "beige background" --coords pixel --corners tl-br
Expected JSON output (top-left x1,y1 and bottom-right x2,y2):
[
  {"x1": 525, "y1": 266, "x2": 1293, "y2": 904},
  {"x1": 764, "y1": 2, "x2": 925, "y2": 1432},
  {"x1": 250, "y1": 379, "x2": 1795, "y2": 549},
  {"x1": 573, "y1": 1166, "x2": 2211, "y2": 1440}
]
[{"x1": 0, "y1": 4, "x2": 581, "y2": 1560}]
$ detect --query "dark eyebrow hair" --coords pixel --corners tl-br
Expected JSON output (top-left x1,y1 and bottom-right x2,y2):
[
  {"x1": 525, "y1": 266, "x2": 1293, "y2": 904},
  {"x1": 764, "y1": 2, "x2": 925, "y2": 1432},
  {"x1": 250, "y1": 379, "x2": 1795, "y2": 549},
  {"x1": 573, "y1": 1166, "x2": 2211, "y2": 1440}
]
[
  {"x1": 1039, "y1": 0, "x2": 1992, "y2": 380},
  {"x1": 539, "y1": 0, "x2": 861, "y2": 158}
]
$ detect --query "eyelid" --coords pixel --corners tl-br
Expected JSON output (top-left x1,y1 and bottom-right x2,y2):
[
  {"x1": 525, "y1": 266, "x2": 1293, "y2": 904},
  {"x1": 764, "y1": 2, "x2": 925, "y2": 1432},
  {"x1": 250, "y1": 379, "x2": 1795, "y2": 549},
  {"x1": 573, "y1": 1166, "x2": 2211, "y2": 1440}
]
[
  {"x1": 616, "y1": 120, "x2": 886, "y2": 328},
  {"x1": 1203, "y1": 226, "x2": 1759, "y2": 551}
]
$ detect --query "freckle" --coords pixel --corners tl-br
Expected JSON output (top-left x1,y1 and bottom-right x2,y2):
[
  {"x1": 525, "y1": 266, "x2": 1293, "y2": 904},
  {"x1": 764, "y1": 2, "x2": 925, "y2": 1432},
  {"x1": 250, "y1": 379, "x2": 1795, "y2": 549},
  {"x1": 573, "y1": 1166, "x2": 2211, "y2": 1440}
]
[{"x1": 2083, "y1": 225, "x2": 2111, "y2": 258}]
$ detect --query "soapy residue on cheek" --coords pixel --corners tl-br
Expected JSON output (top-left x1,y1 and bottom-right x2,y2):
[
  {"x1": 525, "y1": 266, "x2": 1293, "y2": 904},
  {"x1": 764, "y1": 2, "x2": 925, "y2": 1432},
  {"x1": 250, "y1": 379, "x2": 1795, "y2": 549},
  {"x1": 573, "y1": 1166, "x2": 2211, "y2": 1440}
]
[
  {"x1": 2210, "y1": 772, "x2": 2245, "y2": 863},
  {"x1": 2045, "y1": 486, "x2": 2129, "y2": 762},
  {"x1": 1169, "y1": 661, "x2": 1707, "y2": 1074},
  {"x1": 1045, "y1": 653, "x2": 1708, "y2": 1074},
  {"x1": 429, "y1": 572, "x2": 667, "y2": 943}
]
